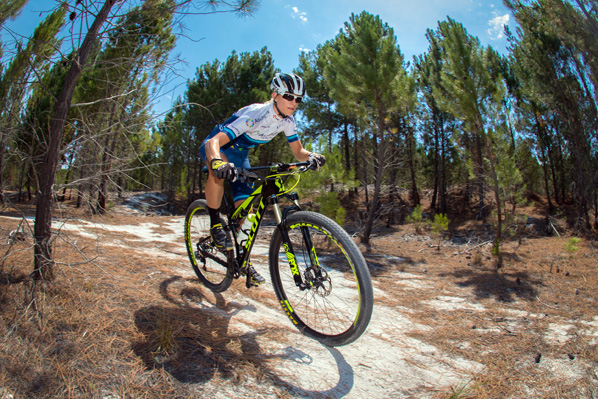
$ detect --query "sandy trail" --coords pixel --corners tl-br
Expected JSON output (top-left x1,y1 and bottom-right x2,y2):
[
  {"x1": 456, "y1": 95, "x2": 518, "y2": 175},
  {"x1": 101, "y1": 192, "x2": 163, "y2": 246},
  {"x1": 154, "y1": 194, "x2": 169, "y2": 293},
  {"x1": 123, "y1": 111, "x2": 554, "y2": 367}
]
[{"x1": 56, "y1": 212, "x2": 482, "y2": 398}]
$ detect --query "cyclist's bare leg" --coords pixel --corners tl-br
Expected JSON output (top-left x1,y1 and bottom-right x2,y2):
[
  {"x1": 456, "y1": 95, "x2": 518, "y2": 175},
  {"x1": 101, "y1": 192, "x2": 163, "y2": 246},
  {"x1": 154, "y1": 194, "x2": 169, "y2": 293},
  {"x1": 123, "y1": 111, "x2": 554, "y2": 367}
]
[
  {"x1": 205, "y1": 173, "x2": 225, "y2": 209},
  {"x1": 205, "y1": 154, "x2": 233, "y2": 250},
  {"x1": 205, "y1": 153, "x2": 229, "y2": 209}
]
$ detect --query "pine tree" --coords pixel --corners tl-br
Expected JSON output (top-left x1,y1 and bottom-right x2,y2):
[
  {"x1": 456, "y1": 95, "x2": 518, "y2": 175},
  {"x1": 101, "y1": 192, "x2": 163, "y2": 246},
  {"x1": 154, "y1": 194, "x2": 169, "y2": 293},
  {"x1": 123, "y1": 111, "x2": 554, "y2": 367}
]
[
  {"x1": 0, "y1": 0, "x2": 28, "y2": 27},
  {"x1": 415, "y1": 30, "x2": 459, "y2": 214},
  {"x1": 506, "y1": 0, "x2": 598, "y2": 230},
  {"x1": 432, "y1": 18, "x2": 510, "y2": 257},
  {"x1": 0, "y1": 7, "x2": 65, "y2": 204},
  {"x1": 324, "y1": 11, "x2": 405, "y2": 245}
]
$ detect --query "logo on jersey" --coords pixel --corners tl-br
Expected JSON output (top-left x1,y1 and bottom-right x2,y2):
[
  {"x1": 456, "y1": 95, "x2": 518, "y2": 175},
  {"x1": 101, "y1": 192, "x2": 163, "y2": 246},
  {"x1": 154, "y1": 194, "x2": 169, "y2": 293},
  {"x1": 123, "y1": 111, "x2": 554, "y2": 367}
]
[{"x1": 246, "y1": 119, "x2": 255, "y2": 128}]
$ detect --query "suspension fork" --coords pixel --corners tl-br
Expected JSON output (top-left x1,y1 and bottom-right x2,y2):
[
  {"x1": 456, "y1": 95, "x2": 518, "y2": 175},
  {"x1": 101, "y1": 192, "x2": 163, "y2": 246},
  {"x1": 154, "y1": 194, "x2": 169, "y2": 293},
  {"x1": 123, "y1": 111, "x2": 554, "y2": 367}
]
[{"x1": 272, "y1": 193, "x2": 319, "y2": 289}]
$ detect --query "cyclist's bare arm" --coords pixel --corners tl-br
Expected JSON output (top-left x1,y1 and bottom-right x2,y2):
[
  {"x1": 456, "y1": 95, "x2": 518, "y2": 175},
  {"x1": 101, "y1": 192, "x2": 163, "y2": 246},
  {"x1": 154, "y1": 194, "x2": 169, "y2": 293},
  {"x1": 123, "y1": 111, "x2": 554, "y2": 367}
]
[
  {"x1": 289, "y1": 140, "x2": 311, "y2": 162},
  {"x1": 205, "y1": 132, "x2": 231, "y2": 165}
]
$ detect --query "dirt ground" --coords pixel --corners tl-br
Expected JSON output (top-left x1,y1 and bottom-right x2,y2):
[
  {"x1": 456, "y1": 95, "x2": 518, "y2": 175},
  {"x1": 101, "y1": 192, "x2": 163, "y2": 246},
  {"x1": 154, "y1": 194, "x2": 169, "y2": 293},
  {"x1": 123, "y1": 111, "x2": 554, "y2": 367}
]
[{"x1": 0, "y1": 192, "x2": 597, "y2": 398}]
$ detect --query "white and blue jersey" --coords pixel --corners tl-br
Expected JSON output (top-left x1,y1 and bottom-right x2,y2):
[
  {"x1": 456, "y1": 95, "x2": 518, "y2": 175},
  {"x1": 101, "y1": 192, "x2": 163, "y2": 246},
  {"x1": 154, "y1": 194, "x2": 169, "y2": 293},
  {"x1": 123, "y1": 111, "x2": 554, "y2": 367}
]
[
  {"x1": 211, "y1": 101, "x2": 299, "y2": 149},
  {"x1": 200, "y1": 101, "x2": 299, "y2": 202}
]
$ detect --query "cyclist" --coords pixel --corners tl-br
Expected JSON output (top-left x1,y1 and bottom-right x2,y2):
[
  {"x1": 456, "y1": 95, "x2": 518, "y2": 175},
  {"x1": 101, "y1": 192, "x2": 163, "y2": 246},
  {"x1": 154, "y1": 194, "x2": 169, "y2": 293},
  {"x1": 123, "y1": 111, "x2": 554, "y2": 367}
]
[{"x1": 200, "y1": 72, "x2": 326, "y2": 286}]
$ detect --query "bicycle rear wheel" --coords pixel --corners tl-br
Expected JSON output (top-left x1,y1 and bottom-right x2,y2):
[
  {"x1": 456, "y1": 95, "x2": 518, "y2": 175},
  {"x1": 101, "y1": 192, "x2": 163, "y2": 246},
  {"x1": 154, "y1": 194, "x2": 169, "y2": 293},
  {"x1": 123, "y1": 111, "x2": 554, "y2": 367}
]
[
  {"x1": 269, "y1": 211, "x2": 373, "y2": 346},
  {"x1": 184, "y1": 199, "x2": 233, "y2": 292}
]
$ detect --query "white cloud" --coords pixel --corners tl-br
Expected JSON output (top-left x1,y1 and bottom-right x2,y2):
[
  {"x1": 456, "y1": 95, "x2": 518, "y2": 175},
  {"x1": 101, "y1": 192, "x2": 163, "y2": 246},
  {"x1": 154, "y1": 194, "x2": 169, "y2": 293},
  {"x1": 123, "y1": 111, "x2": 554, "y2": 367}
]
[
  {"x1": 488, "y1": 13, "x2": 509, "y2": 40},
  {"x1": 299, "y1": 45, "x2": 310, "y2": 53},
  {"x1": 291, "y1": 6, "x2": 308, "y2": 23}
]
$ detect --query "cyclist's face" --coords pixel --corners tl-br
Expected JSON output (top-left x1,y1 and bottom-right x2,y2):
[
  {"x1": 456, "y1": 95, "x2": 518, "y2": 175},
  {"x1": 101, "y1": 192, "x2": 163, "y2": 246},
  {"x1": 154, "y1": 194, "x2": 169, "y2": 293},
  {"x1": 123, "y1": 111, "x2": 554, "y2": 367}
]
[{"x1": 273, "y1": 92, "x2": 298, "y2": 116}]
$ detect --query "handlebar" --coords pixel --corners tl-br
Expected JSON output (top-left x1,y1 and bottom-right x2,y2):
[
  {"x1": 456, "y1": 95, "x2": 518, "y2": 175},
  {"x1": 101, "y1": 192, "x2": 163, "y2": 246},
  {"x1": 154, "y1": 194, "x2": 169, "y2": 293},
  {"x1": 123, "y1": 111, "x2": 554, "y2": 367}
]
[
  {"x1": 201, "y1": 161, "x2": 313, "y2": 183},
  {"x1": 237, "y1": 161, "x2": 312, "y2": 183}
]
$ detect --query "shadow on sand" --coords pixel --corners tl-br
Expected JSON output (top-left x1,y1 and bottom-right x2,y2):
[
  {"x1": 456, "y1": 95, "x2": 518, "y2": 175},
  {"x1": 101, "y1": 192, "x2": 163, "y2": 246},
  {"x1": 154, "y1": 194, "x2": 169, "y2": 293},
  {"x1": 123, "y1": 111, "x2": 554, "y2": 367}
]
[{"x1": 131, "y1": 275, "x2": 355, "y2": 398}]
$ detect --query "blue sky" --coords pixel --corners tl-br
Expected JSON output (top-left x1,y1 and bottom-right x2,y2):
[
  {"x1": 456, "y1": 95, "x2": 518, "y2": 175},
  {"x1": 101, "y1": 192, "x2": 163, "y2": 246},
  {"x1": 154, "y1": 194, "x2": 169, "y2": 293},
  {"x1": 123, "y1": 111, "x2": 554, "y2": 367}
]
[{"x1": 2, "y1": 0, "x2": 514, "y2": 115}]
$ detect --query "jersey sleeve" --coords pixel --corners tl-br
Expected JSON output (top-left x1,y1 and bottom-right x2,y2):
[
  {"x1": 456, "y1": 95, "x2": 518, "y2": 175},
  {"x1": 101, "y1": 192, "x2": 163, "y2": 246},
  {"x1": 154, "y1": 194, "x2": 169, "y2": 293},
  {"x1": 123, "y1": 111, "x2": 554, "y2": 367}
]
[{"x1": 284, "y1": 119, "x2": 299, "y2": 143}]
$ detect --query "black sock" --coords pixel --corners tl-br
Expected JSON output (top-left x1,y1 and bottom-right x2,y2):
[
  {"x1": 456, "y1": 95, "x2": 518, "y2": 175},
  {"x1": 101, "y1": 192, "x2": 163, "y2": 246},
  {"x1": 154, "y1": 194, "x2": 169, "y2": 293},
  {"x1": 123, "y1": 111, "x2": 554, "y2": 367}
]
[{"x1": 208, "y1": 207, "x2": 221, "y2": 227}]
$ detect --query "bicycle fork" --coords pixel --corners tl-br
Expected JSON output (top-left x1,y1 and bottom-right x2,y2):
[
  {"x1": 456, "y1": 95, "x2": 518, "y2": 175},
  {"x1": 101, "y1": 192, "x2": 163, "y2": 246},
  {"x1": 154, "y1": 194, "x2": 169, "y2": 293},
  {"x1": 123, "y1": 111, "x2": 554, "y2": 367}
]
[{"x1": 272, "y1": 196, "x2": 323, "y2": 291}]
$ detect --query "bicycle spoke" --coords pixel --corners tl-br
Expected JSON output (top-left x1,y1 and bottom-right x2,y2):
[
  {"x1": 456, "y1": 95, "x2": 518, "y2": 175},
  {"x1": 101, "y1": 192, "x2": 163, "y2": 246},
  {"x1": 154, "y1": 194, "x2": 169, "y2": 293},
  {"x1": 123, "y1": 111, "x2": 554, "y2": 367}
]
[
  {"x1": 184, "y1": 199, "x2": 232, "y2": 292},
  {"x1": 270, "y1": 211, "x2": 373, "y2": 346}
]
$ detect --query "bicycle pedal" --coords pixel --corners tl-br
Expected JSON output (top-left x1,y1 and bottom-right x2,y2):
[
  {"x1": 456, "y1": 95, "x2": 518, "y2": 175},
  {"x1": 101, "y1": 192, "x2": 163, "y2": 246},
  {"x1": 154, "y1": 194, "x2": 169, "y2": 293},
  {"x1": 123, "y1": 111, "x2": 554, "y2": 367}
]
[
  {"x1": 194, "y1": 251, "x2": 205, "y2": 263},
  {"x1": 245, "y1": 278, "x2": 262, "y2": 288}
]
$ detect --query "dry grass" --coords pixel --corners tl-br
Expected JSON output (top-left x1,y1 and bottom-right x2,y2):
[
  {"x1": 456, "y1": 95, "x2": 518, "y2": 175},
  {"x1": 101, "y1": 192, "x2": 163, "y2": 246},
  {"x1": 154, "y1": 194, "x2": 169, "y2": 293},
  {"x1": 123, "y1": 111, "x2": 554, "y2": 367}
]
[
  {"x1": 367, "y1": 218, "x2": 598, "y2": 399},
  {"x1": 0, "y1": 209, "x2": 294, "y2": 398},
  {"x1": 1, "y1": 193, "x2": 598, "y2": 398}
]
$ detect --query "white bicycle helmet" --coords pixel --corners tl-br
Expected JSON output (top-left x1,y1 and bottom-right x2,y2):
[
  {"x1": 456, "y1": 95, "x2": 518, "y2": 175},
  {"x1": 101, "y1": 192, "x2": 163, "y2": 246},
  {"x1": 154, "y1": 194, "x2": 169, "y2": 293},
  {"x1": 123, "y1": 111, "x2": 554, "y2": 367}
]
[{"x1": 270, "y1": 73, "x2": 306, "y2": 97}]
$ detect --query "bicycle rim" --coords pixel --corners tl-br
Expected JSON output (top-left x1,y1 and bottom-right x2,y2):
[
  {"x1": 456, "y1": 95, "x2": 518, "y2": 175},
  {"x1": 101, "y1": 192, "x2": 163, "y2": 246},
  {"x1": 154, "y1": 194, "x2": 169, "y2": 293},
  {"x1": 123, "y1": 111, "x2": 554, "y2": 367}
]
[
  {"x1": 269, "y1": 211, "x2": 373, "y2": 346},
  {"x1": 184, "y1": 199, "x2": 233, "y2": 292}
]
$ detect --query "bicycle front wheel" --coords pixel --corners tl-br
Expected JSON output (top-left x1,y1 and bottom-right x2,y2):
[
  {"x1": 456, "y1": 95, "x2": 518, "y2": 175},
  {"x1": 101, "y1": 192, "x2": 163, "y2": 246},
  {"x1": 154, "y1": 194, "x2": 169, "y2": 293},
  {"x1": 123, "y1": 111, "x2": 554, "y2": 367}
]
[
  {"x1": 184, "y1": 199, "x2": 233, "y2": 292},
  {"x1": 269, "y1": 211, "x2": 373, "y2": 346}
]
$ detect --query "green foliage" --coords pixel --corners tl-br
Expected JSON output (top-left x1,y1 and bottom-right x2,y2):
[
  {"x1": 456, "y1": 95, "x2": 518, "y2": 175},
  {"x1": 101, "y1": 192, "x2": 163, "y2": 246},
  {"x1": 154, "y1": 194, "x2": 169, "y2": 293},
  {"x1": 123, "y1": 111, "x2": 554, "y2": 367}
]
[
  {"x1": 298, "y1": 139, "x2": 357, "y2": 192},
  {"x1": 0, "y1": 0, "x2": 28, "y2": 27},
  {"x1": 430, "y1": 213, "x2": 449, "y2": 234},
  {"x1": 407, "y1": 204, "x2": 423, "y2": 223},
  {"x1": 10, "y1": 11, "x2": 68, "y2": 186},
  {"x1": 324, "y1": 11, "x2": 404, "y2": 119},
  {"x1": 296, "y1": 140, "x2": 356, "y2": 226},
  {"x1": 407, "y1": 205, "x2": 425, "y2": 234},
  {"x1": 317, "y1": 191, "x2": 347, "y2": 227},
  {"x1": 322, "y1": 11, "x2": 409, "y2": 244},
  {"x1": 155, "y1": 311, "x2": 177, "y2": 354},
  {"x1": 443, "y1": 380, "x2": 476, "y2": 399},
  {"x1": 514, "y1": 137, "x2": 543, "y2": 193},
  {"x1": 506, "y1": 0, "x2": 598, "y2": 229},
  {"x1": 429, "y1": 213, "x2": 450, "y2": 250},
  {"x1": 4, "y1": 0, "x2": 596, "y2": 253},
  {"x1": 491, "y1": 126, "x2": 527, "y2": 213},
  {"x1": 296, "y1": 43, "x2": 353, "y2": 152},
  {"x1": 564, "y1": 237, "x2": 581, "y2": 256}
]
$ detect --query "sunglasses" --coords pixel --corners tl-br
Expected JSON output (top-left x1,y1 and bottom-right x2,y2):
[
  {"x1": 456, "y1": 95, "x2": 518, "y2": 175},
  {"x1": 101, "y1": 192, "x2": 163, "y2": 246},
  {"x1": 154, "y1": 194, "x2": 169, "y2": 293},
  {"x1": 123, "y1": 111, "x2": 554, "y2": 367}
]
[{"x1": 281, "y1": 93, "x2": 303, "y2": 103}]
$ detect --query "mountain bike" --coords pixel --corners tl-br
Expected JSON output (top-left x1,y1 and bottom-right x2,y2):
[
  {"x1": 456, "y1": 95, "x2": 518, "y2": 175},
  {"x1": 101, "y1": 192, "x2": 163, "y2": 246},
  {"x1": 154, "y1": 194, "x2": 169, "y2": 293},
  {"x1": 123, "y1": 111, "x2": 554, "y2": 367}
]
[{"x1": 184, "y1": 162, "x2": 373, "y2": 347}]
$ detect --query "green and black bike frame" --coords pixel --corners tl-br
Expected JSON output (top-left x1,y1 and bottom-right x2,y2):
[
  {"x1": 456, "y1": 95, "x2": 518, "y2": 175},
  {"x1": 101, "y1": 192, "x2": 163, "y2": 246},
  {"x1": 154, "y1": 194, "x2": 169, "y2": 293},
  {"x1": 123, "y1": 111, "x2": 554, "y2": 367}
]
[{"x1": 226, "y1": 169, "x2": 319, "y2": 290}]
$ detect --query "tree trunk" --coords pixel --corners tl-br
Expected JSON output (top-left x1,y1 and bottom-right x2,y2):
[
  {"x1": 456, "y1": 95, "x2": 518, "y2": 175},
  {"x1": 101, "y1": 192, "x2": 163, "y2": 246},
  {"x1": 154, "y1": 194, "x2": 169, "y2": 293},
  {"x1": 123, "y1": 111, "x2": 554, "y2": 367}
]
[
  {"x1": 0, "y1": 141, "x2": 5, "y2": 205},
  {"x1": 485, "y1": 137, "x2": 502, "y2": 263},
  {"x1": 407, "y1": 128, "x2": 420, "y2": 206},
  {"x1": 342, "y1": 123, "x2": 351, "y2": 173},
  {"x1": 97, "y1": 132, "x2": 114, "y2": 214},
  {"x1": 98, "y1": 100, "x2": 121, "y2": 214},
  {"x1": 431, "y1": 124, "x2": 439, "y2": 211},
  {"x1": 439, "y1": 124, "x2": 448, "y2": 214},
  {"x1": 474, "y1": 134, "x2": 485, "y2": 219},
  {"x1": 59, "y1": 152, "x2": 75, "y2": 202},
  {"x1": 17, "y1": 160, "x2": 26, "y2": 203},
  {"x1": 362, "y1": 107, "x2": 387, "y2": 245},
  {"x1": 26, "y1": 165, "x2": 33, "y2": 202},
  {"x1": 352, "y1": 128, "x2": 360, "y2": 197},
  {"x1": 541, "y1": 148, "x2": 555, "y2": 214},
  {"x1": 33, "y1": 0, "x2": 117, "y2": 281}
]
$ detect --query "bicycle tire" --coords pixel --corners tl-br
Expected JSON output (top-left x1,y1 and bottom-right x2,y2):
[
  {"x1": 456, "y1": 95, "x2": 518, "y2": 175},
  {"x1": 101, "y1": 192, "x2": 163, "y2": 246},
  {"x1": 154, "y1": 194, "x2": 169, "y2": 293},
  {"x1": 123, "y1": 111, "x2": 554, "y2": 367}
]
[
  {"x1": 269, "y1": 211, "x2": 373, "y2": 346},
  {"x1": 184, "y1": 199, "x2": 233, "y2": 292}
]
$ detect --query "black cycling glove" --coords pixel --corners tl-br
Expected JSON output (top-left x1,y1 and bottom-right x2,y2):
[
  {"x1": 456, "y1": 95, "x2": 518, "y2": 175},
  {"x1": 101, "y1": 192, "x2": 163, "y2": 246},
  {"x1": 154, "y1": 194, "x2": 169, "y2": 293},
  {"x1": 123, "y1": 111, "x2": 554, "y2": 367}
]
[
  {"x1": 308, "y1": 152, "x2": 326, "y2": 170},
  {"x1": 211, "y1": 158, "x2": 238, "y2": 181}
]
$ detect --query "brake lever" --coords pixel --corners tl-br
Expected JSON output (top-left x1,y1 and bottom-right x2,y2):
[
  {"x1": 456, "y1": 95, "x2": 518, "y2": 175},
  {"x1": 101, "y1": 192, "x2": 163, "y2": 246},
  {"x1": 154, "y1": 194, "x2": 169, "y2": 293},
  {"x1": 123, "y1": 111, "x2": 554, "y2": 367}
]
[{"x1": 237, "y1": 168, "x2": 259, "y2": 183}]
